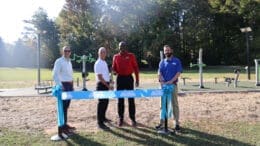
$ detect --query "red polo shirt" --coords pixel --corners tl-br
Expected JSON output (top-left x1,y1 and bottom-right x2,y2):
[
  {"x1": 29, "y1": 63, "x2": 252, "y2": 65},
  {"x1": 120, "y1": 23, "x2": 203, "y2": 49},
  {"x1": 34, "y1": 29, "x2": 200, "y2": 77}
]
[{"x1": 112, "y1": 51, "x2": 139, "y2": 82}]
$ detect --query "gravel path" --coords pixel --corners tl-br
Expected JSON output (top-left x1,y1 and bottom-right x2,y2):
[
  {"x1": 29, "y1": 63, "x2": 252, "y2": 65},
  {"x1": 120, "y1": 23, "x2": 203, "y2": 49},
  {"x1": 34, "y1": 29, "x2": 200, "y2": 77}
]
[{"x1": 0, "y1": 92, "x2": 259, "y2": 135}]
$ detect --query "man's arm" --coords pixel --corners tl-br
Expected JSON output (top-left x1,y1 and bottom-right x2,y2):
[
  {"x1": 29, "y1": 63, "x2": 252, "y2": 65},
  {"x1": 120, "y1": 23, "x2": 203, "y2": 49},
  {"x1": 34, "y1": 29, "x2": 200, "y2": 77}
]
[
  {"x1": 97, "y1": 74, "x2": 113, "y2": 90},
  {"x1": 52, "y1": 60, "x2": 61, "y2": 86},
  {"x1": 166, "y1": 72, "x2": 181, "y2": 84},
  {"x1": 112, "y1": 55, "x2": 117, "y2": 75},
  {"x1": 132, "y1": 54, "x2": 139, "y2": 87}
]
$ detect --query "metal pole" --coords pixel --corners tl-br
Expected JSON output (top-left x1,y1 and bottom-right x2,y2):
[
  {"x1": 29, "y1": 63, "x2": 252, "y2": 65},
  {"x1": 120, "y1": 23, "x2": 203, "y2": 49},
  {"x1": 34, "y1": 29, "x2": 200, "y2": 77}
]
[
  {"x1": 160, "y1": 51, "x2": 163, "y2": 61},
  {"x1": 199, "y1": 48, "x2": 204, "y2": 88},
  {"x1": 37, "y1": 33, "x2": 41, "y2": 86},
  {"x1": 82, "y1": 55, "x2": 87, "y2": 91},
  {"x1": 255, "y1": 59, "x2": 260, "y2": 86},
  {"x1": 246, "y1": 32, "x2": 251, "y2": 80}
]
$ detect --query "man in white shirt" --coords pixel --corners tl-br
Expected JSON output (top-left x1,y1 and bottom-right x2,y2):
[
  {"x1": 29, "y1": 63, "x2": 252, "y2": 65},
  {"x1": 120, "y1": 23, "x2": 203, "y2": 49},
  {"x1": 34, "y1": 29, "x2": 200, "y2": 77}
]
[
  {"x1": 94, "y1": 47, "x2": 113, "y2": 130},
  {"x1": 53, "y1": 46, "x2": 75, "y2": 136}
]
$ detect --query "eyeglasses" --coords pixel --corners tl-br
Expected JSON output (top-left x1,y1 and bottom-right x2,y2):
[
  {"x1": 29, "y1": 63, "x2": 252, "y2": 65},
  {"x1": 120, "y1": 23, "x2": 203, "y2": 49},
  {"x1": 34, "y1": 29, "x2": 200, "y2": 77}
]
[{"x1": 64, "y1": 50, "x2": 71, "y2": 52}]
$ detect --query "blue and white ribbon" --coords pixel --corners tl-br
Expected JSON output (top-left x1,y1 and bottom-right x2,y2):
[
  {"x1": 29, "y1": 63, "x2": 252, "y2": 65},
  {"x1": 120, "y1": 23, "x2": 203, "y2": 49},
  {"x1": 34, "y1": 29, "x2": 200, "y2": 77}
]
[
  {"x1": 61, "y1": 89, "x2": 163, "y2": 100},
  {"x1": 160, "y1": 84, "x2": 174, "y2": 120},
  {"x1": 52, "y1": 84, "x2": 174, "y2": 127},
  {"x1": 52, "y1": 85, "x2": 64, "y2": 127}
]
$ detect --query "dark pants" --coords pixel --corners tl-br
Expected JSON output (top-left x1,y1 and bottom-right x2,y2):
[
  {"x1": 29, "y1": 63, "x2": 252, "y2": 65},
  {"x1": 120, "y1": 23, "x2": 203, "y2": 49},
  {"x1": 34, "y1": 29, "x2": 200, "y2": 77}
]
[
  {"x1": 61, "y1": 82, "x2": 73, "y2": 125},
  {"x1": 117, "y1": 75, "x2": 135, "y2": 121},
  {"x1": 97, "y1": 82, "x2": 109, "y2": 125}
]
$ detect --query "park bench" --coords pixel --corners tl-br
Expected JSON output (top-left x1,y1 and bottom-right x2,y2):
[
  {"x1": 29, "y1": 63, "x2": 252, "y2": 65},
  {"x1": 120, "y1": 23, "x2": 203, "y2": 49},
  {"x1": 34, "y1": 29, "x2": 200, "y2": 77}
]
[
  {"x1": 35, "y1": 80, "x2": 53, "y2": 94},
  {"x1": 180, "y1": 77, "x2": 191, "y2": 85}
]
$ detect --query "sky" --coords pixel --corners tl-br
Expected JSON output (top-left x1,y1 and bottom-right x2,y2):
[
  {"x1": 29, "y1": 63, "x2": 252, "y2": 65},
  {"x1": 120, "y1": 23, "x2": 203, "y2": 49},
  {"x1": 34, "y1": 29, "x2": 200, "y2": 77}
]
[{"x1": 0, "y1": 0, "x2": 65, "y2": 44}]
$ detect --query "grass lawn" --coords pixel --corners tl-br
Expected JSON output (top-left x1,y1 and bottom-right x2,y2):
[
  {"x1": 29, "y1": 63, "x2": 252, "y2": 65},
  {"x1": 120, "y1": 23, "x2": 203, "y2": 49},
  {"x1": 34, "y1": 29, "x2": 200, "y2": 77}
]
[
  {"x1": 0, "y1": 121, "x2": 259, "y2": 146},
  {"x1": 0, "y1": 67, "x2": 256, "y2": 88},
  {"x1": 0, "y1": 67, "x2": 259, "y2": 146}
]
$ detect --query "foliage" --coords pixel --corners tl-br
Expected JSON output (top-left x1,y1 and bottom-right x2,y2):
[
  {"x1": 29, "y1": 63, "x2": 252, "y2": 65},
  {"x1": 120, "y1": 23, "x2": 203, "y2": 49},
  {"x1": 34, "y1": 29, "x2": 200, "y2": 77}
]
[
  {"x1": 27, "y1": 8, "x2": 60, "y2": 67},
  {"x1": 1, "y1": 0, "x2": 259, "y2": 68}
]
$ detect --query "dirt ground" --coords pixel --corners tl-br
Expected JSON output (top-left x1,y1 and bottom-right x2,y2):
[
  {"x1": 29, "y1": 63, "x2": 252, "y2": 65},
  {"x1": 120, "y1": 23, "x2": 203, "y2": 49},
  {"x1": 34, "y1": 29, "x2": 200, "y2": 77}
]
[{"x1": 0, "y1": 92, "x2": 259, "y2": 135}]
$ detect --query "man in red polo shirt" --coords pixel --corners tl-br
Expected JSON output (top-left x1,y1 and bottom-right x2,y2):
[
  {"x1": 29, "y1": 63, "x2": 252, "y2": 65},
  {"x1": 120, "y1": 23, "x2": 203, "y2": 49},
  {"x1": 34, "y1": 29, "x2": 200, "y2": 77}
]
[{"x1": 112, "y1": 41, "x2": 139, "y2": 127}]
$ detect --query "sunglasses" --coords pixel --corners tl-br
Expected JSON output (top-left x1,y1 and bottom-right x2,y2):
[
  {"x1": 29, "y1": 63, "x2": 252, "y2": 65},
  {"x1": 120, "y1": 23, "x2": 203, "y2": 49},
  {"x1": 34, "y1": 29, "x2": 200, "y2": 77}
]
[{"x1": 64, "y1": 50, "x2": 71, "y2": 52}]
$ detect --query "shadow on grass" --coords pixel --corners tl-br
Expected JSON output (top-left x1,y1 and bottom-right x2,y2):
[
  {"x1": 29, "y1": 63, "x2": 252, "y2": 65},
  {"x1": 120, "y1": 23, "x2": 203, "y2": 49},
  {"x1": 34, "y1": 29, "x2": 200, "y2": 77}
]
[
  {"x1": 65, "y1": 133, "x2": 103, "y2": 146},
  {"x1": 107, "y1": 125, "x2": 252, "y2": 146}
]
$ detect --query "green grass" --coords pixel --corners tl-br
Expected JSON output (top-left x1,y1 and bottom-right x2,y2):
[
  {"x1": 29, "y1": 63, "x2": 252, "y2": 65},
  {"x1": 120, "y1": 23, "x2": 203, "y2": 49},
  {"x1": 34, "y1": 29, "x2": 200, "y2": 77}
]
[
  {"x1": 0, "y1": 67, "x2": 257, "y2": 88},
  {"x1": 0, "y1": 121, "x2": 259, "y2": 146}
]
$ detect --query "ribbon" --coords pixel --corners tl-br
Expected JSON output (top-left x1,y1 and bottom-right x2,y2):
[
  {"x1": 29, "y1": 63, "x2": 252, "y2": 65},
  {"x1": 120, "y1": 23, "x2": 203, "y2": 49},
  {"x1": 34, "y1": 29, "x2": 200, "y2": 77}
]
[
  {"x1": 52, "y1": 86, "x2": 167, "y2": 128},
  {"x1": 160, "y1": 84, "x2": 174, "y2": 120},
  {"x1": 52, "y1": 85, "x2": 65, "y2": 127},
  {"x1": 61, "y1": 89, "x2": 163, "y2": 100}
]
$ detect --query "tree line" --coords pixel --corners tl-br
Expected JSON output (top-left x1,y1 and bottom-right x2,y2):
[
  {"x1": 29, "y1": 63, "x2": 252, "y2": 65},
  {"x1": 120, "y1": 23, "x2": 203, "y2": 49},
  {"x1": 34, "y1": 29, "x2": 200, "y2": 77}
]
[{"x1": 0, "y1": 0, "x2": 259, "y2": 69}]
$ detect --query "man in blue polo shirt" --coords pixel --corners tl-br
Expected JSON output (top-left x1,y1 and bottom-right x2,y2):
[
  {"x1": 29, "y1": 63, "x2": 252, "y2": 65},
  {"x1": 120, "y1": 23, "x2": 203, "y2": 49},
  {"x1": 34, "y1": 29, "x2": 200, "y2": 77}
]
[{"x1": 156, "y1": 45, "x2": 183, "y2": 132}]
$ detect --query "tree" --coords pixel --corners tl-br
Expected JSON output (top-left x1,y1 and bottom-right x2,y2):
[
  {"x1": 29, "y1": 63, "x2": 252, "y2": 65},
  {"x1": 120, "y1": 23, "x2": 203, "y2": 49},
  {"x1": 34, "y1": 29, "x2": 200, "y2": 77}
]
[
  {"x1": 24, "y1": 7, "x2": 60, "y2": 68},
  {"x1": 0, "y1": 37, "x2": 9, "y2": 67},
  {"x1": 209, "y1": 0, "x2": 260, "y2": 64},
  {"x1": 57, "y1": 0, "x2": 104, "y2": 68}
]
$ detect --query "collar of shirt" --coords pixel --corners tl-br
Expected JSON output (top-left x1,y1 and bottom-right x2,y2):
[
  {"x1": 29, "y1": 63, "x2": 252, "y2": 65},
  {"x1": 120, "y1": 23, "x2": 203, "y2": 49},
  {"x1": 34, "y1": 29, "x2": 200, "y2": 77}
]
[
  {"x1": 62, "y1": 56, "x2": 71, "y2": 62},
  {"x1": 119, "y1": 51, "x2": 129, "y2": 56},
  {"x1": 164, "y1": 56, "x2": 174, "y2": 62}
]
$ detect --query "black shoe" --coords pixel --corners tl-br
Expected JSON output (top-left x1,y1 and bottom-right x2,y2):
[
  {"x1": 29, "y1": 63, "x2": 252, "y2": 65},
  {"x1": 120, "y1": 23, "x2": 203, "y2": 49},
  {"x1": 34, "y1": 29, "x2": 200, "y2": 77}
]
[
  {"x1": 98, "y1": 123, "x2": 110, "y2": 130},
  {"x1": 131, "y1": 120, "x2": 137, "y2": 127},
  {"x1": 65, "y1": 124, "x2": 76, "y2": 130},
  {"x1": 175, "y1": 125, "x2": 181, "y2": 132},
  {"x1": 118, "y1": 119, "x2": 123, "y2": 127},
  {"x1": 104, "y1": 118, "x2": 112, "y2": 123},
  {"x1": 62, "y1": 127, "x2": 74, "y2": 136},
  {"x1": 155, "y1": 124, "x2": 163, "y2": 130}
]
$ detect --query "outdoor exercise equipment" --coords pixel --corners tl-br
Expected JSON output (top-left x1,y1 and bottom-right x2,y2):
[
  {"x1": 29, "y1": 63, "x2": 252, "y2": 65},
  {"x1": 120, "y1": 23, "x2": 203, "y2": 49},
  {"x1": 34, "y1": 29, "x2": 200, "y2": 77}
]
[
  {"x1": 180, "y1": 77, "x2": 191, "y2": 86},
  {"x1": 234, "y1": 69, "x2": 241, "y2": 88},
  {"x1": 51, "y1": 85, "x2": 173, "y2": 140},
  {"x1": 190, "y1": 48, "x2": 206, "y2": 88},
  {"x1": 255, "y1": 59, "x2": 260, "y2": 86},
  {"x1": 224, "y1": 69, "x2": 241, "y2": 87},
  {"x1": 224, "y1": 77, "x2": 234, "y2": 87},
  {"x1": 71, "y1": 53, "x2": 95, "y2": 91}
]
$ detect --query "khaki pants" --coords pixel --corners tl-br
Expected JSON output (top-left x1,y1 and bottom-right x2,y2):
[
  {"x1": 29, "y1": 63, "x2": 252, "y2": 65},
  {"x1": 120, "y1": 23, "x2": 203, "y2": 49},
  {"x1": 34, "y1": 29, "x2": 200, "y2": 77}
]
[
  {"x1": 172, "y1": 85, "x2": 179, "y2": 125},
  {"x1": 160, "y1": 85, "x2": 179, "y2": 126}
]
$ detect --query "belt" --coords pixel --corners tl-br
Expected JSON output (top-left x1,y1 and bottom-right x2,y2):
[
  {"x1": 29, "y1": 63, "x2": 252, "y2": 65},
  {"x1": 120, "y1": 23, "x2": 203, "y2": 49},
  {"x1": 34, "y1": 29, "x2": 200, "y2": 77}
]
[
  {"x1": 62, "y1": 81, "x2": 73, "y2": 84},
  {"x1": 118, "y1": 74, "x2": 132, "y2": 77},
  {"x1": 97, "y1": 81, "x2": 110, "y2": 84}
]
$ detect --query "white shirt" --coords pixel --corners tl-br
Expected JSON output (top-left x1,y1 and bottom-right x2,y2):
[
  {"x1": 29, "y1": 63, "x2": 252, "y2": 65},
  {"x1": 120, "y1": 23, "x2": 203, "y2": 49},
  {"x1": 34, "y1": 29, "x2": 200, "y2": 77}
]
[
  {"x1": 52, "y1": 56, "x2": 73, "y2": 85},
  {"x1": 94, "y1": 58, "x2": 110, "y2": 82}
]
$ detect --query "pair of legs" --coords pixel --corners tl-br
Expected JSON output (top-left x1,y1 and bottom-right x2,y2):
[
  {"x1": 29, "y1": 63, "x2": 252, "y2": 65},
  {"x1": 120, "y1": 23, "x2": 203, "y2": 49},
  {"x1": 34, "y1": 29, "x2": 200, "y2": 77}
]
[
  {"x1": 58, "y1": 82, "x2": 74, "y2": 137},
  {"x1": 97, "y1": 82, "x2": 109, "y2": 129},
  {"x1": 117, "y1": 75, "x2": 136, "y2": 125}
]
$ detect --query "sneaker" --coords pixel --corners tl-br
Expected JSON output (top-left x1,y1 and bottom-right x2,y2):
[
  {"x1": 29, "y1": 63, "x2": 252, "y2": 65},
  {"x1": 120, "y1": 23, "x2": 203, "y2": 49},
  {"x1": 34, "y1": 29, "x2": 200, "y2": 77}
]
[
  {"x1": 155, "y1": 124, "x2": 163, "y2": 130},
  {"x1": 175, "y1": 125, "x2": 181, "y2": 132},
  {"x1": 118, "y1": 119, "x2": 123, "y2": 127},
  {"x1": 98, "y1": 123, "x2": 110, "y2": 130},
  {"x1": 131, "y1": 120, "x2": 137, "y2": 127}
]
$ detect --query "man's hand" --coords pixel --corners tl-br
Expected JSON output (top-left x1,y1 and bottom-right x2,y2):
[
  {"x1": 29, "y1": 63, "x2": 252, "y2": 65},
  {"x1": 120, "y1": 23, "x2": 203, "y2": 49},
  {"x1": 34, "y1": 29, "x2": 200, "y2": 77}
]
[
  {"x1": 109, "y1": 86, "x2": 114, "y2": 90},
  {"x1": 135, "y1": 81, "x2": 139, "y2": 87},
  {"x1": 165, "y1": 81, "x2": 172, "y2": 84}
]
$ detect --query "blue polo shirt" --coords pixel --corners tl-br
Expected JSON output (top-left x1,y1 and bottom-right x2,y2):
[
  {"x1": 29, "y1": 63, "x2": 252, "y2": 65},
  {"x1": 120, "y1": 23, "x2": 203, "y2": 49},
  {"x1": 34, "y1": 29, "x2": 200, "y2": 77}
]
[{"x1": 159, "y1": 57, "x2": 182, "y2": 83}]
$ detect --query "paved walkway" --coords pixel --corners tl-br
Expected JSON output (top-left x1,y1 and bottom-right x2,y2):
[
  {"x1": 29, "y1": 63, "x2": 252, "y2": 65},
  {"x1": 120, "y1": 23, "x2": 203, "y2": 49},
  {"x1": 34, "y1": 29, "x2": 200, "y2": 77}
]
[{"x1": 0, "y1": 88, "x2": 52, "y2": 97}]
